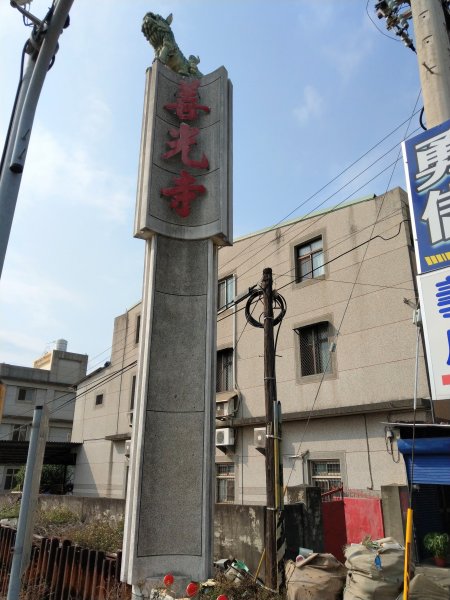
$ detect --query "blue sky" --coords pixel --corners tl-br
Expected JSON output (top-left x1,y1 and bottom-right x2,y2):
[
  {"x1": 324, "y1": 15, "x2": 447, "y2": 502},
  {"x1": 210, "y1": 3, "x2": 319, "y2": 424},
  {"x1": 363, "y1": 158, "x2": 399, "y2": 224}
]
[{"x1": 0, "y1": 0, "x2": 421, "y2": 369}]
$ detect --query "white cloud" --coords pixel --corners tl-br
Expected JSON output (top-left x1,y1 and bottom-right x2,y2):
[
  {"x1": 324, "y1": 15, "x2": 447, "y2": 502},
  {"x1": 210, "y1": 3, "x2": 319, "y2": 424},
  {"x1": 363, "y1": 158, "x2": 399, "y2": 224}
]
[
  {"x1": 323, "y1": 19, "x2": 374, "y2": 83},
  {"x1": 293, "y1": 85, "x2": 324, "y2": 125},
  {"x1": 20, "y1": 122, "x2": 133, "y2": 222},
  {"x1": 0, "y1": 263, "x2": 84, "y2": 329}
]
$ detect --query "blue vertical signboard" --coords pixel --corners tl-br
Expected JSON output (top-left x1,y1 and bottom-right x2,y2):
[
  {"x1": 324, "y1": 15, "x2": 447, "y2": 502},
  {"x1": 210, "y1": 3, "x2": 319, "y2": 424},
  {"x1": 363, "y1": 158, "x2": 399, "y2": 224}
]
[
  {"x1": 403, "y1": 118, "x2": 450, "y2": 274},
  {"x1": 403, "y1": 119, "x2": 450, "y2": 402}
]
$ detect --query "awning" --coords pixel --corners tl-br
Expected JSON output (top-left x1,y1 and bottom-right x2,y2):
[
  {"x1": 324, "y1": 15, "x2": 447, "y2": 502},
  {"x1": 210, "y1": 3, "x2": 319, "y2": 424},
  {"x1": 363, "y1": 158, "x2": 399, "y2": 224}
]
[
  {"x1": 0, "y1": 441, "x2": 80, "y2": 466},
  {"x1": 398, "y1": 437, "x2": 450, "y2": 484}
]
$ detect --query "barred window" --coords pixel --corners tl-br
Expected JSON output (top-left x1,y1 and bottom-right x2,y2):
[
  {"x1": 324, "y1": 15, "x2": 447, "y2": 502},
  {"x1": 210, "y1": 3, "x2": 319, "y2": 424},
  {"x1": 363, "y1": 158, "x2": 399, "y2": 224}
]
[
  {"x1": 217, "y1": 349, "x2": 233, "y2": 392},
  {"x1": 95, "y1": 394, "x2": 104, "y2": 406},
  {"x1": 218, "y1": 276, "x2": 235, "y2": 311},
  {"x1": 216, "y1": 463, "x2": 235, "y2": 503},
  {"x1": 295, "y1": 237, "x2": 324, "y2": 282},
  {"x1": 297, "y1": 322, "x2": 331, "y2": 376},
  {"x1": 310, "y1": 460, "x2": 342, "y2": 492}
]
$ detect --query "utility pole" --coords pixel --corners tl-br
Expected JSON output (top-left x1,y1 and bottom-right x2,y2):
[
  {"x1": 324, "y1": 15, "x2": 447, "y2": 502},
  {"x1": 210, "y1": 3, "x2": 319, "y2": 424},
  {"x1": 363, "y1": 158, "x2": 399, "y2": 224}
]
[
  {"x1": 7, "y1": 405, "x2": 49, "y2": 600},
  {"x1": 375, "y1": 0, "x2": 450, "y2": 127},
  {"x1": 0, "y1": 0, "x2": 73, "y2": 279},
  {"x1": 261, "y1": 267, "x2": 277, "y2": 591},
  {"x1": 245, "y1": 269, "x2": 287, "y2": 591},
  {"x1": 411, "y1": 0, "x2": 450, "y2": 127}
]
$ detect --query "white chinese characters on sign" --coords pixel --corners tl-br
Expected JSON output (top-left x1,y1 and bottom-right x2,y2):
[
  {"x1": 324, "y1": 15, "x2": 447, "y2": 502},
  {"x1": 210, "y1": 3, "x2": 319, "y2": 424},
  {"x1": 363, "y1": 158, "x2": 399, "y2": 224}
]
[
  {"x1": 416, "y1": 128, "x2": 450, "y2": 244},
  {"x1": 422, "y1": 187, "x2": 450, "y2": 244}
]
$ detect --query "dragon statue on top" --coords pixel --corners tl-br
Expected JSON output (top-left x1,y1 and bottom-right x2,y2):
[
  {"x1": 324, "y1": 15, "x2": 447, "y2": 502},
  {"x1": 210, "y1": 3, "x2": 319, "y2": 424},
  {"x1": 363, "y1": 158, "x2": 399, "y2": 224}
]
[{"x1": 142, "y1": 12, "x2": 202, "y2": 77}]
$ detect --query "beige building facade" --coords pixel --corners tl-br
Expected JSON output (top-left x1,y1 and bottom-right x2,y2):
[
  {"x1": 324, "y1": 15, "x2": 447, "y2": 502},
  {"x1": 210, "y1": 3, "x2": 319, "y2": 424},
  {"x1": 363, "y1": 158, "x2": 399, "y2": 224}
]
[
  {"x1": 71, "y1": 188, "x2": 432, "y2": 502},
  {"x1": 0, "y1": 344, "x2": 88, "y2": 491}
]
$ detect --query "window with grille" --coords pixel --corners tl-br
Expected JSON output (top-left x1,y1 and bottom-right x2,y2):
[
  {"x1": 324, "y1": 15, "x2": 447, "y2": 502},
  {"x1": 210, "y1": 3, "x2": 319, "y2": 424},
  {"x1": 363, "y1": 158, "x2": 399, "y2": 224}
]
[
  {"x1": 11, "y1": 424, "x2": 27, "y2": 441},
  {"x1": 95, "y1": 394, "x2": 104, "y2": 406},
  {"x1": 297, "y1": 322, "x2": 331, "y2": 376},
  {"x1": 310, "y1": 460, "x2": 342, "y2": 492},
  {"x1": 216, "y1": 349, "x2": 233, "y2": 392},
  {"x1": 295, "y1": 237, "x2": 324, "y2": 282},
  {"x1": 17, "y1": 387, "x2": 35, "y2": 403},
  {"x1": 216, "y1": 463, "x2": 235, "y2": 503},
  {"x1": 218, "y1": 276, "x2": 235, "y2": 311},
  {"x1": 4, "y1": 468, "x2": 20, "y2": 491}
]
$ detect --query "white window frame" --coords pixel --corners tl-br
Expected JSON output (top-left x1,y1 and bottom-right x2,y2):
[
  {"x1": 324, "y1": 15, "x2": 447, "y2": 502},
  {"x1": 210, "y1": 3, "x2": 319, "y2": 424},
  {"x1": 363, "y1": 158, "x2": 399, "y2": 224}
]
[
  {"x1": 218, "y1": 275, "x2": 235, "y2": 311},
  {"x1": 216, "y1": 463, "x2": 235, "y2": 503},
  {"x1": 295, "y1": 237, "x2": 325, "y2": 283}
]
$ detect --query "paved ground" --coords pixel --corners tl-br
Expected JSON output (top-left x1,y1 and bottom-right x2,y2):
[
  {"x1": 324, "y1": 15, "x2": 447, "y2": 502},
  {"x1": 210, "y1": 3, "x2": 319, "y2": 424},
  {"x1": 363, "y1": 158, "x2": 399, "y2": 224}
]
[{"x1": 415, "y1": 563, "x2": 450, "y2": 590}]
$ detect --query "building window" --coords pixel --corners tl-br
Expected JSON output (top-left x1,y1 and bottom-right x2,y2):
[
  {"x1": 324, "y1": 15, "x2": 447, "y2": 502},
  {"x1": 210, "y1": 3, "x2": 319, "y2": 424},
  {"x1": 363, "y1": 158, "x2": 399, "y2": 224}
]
[
  {"x1": 4, "y1": 468, "x2": 20, "y2": 491},
  {"x1": 17, "y1": 387, "x2": 35, "y2": 403},
  {"x1": 295, "y1": 237, "x2": 324, "y2": 282},
  {"x1": 297, "y1": 322, "x2": 332, "y2": 376},
  {"x1": 129, "y1": 375, "x2": 136, "y2": 425},
  {"x1": 310, "y1": 460, "x2": 342, "y2": 492},
  {"x1": 135, "y1": 315, "x2": 141, "y2": 344},
  {"x1": 218, "y1": 276, "x2": 235, "y2": 311},
  {"x1": 11, "y1": 424, "x2": 27, "y2": 441},
  {"x1": 216, "y1": 463, "x2": 235, "y2": 503},
  {"x1": 216, "y1": 349, "x2": 233, "y2": 392},
  {"x1": 95, "y1": 394, "x2": 104, "y2": 406}
]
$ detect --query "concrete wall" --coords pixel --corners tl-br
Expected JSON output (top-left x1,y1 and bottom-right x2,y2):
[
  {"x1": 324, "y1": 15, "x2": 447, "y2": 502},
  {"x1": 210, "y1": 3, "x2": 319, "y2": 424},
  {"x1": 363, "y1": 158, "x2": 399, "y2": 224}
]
[
  {"x1": 37, "y1": 494, "x2": 125, "y2": 521},
  {"x1": 381, "y1": 484, "x2": 408, "y2": 544}
]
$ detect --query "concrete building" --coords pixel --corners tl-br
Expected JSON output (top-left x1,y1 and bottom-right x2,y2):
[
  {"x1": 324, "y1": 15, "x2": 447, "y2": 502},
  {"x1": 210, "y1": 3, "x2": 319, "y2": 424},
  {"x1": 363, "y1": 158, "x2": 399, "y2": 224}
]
[
  {"x1": 71, "y1": 304, "x2": 140, "y2": 498},
  {"x1": 0, "y1": 341, "x2": 88, "y2": 491},
  {"x1": 71, "y1": 188, "x2": 432, "y2": 501}
]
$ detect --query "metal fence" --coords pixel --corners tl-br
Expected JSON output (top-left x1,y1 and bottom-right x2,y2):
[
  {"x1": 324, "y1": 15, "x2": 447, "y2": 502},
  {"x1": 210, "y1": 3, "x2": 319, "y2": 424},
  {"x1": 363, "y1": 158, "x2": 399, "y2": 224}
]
[{"x1": 0, "y1": 526, "x2": 131, "y2": 599}]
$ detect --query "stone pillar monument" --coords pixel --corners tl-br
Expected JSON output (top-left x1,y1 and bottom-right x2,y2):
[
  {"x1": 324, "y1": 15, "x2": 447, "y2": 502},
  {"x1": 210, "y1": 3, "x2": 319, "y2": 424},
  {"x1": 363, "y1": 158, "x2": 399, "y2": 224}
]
[{"x1": 122, "y1": 13, "x2": 232, "y2": 598}]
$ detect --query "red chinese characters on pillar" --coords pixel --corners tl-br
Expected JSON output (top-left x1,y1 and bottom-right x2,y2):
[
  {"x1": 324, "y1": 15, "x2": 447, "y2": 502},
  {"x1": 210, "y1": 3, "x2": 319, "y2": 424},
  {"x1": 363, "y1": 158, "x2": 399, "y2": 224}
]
[
  {"x1": 161, "y1": 79, "x2": 210, "y2": 218},
  {"x1": 164, "y1": 80, "x2": 210, "y2": 121},
  {"x1": 162, "y1": 123, "x2": 209, "y2": 170},
  {"x1": 161, "y1": 170, "x2": 206, "y2": 218}
]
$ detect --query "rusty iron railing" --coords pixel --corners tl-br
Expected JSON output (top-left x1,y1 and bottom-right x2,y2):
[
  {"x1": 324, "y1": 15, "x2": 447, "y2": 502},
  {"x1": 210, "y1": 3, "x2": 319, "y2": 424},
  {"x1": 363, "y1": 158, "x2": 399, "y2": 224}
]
[{"x1": 0, "y1": 525, "x2": 131, "y2": 599}]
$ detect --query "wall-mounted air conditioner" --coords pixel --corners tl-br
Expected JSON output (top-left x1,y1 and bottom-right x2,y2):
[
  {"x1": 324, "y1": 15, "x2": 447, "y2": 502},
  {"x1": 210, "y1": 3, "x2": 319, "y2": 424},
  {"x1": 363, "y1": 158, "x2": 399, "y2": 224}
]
[
  {"x1": 215, "y1": 428, "x2": 235, "y2": 447},
  {"x1": 125, "y1": 440, "x2": 131, "y2": 459},
  {"x1": 254, "y1": 427, "x2": 266, "y2": 451},
  {"x1": 216, "y1": 397, "x2": 235, "y2": 419}
]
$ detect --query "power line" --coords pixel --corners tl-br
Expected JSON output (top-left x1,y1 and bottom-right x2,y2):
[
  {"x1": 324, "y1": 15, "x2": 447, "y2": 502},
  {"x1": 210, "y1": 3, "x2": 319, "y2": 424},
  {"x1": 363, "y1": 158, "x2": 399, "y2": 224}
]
[
  {"x1": 219, "y1": 114, "x2": 420, "y2": 276},
  {"x1": 283, "y1": 89, "x2": 421, "y2": 491}
]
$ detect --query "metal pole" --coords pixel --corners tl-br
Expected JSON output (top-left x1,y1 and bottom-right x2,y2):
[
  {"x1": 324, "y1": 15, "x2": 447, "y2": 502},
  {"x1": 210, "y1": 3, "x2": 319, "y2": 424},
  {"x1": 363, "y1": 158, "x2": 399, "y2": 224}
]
[
  {"x1": 7, "y1": 405, "x2": 49, "y2": 600},
  {"x1": 261, "y1": 267, "x2": 277, "y2": 590},
  {"x1": 410, "y1": 0, "x2": 450, "y2": 128},
  {"x1": 0, "y1": 0, "x2": 74, "y2": 279}
]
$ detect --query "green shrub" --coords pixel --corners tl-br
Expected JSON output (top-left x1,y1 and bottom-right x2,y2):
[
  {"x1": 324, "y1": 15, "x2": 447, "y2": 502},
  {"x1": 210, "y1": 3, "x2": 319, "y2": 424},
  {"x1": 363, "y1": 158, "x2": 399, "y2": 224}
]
[
  {"x1": 69, "y1": 518, "x2": 124, "y2": 553},
  {"x1": 37, "y1": 506, "x2": 79, "y2": 527}
]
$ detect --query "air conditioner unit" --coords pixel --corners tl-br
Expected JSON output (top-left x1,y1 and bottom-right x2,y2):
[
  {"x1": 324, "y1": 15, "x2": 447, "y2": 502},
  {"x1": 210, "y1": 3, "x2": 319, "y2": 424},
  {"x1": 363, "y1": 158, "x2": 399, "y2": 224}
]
[
  {"x1": 216, "y1": 397, "x2": 235, "y2": 419},
  {"x1": 216, "y1": 428, "x2": 235, "y2": 446},
  {"x1": 254, "y1": 427, "x2": 266, "y2": 450},
  {"x1": 125, "y1": 440, "x2": 131, "y2": 458}
]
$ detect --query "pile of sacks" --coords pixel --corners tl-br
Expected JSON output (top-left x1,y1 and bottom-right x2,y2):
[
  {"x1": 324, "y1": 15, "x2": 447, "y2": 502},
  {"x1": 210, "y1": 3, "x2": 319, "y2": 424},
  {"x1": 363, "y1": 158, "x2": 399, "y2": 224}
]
[{"x1": 343, "y1": 537, "x2": 405, "y2": 600}]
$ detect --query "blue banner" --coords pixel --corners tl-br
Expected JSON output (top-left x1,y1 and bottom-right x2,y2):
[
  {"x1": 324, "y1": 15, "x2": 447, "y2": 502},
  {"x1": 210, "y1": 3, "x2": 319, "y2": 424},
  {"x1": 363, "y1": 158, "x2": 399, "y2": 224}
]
[{"x1": 403, "y1": 118, "x2": 450, "y2": 273}]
